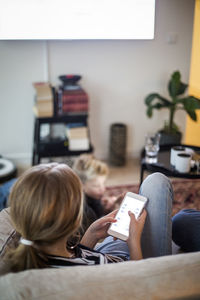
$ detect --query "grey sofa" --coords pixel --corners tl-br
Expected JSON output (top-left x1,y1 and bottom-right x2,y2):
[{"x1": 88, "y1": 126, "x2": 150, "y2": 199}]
[{"x1": 0, "y1": 208, "x2": 200, "y2": 300}]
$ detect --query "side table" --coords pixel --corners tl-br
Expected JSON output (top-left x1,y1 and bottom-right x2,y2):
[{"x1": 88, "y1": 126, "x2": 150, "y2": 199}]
[{"x1": 140, "y1": 144, "x2": 200, "y2": 185}]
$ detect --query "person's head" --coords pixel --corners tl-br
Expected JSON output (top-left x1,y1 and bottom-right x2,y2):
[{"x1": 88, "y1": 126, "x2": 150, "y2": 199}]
[
  {"x1": 6, "y1": 163, "x2": 83, "y2": 272},
  {"x1": 73, "y1": 154, "x2": 109, "y2": 200}
]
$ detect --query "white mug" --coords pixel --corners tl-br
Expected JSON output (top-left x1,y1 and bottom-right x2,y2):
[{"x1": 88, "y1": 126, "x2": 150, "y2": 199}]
[
  {"x1": 175, "y1": 152, "x2": 191, "y2": 173},
  {"x1": 170, "y1": 146, "x2": 186, "y2": 166}
]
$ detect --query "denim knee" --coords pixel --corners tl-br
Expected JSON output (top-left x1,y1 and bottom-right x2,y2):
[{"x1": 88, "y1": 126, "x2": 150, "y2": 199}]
[{"x1": 140, "y1": 172, "x2": 172, "y2": 193}]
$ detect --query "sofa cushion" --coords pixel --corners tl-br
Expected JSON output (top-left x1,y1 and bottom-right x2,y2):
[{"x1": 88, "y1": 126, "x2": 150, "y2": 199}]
[{"x1": 0, "y1": 251, "x2": 200, "y2": 300}]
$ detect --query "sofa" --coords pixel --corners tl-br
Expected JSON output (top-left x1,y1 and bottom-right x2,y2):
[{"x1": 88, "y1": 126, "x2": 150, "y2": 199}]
[{"x1": 0, "y1": 208, "x2": 200, "y2": 300}]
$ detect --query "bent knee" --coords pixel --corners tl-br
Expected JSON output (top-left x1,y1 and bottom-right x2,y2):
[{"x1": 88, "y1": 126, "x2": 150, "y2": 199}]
[{"x1": 142, "y1": 172, "x2": 171, "y2": 187}]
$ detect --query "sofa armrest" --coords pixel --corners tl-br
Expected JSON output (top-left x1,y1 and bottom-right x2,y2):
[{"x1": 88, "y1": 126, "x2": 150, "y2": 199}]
[{"x1": 0, "y1": 251, "x2": 200, "y2": 300}]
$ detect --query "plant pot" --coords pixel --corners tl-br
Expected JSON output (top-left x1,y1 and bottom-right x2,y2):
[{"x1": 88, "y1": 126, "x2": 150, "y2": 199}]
[{"x1": 158, "y1": 130, "x2": 182, "y2": 146}]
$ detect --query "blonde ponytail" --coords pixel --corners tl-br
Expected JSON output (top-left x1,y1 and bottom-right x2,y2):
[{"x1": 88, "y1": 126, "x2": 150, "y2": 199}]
[
  {"x1": 6, "y1": 163, "x2": 83, "y2": 272},
  {"x1": 6, "y1": 243, "x2": 48, "y2": 272}
]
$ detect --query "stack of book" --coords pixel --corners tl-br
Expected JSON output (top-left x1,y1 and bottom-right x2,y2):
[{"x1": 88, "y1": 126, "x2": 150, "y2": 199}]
[
  {"x1": 57, "y1": 87, "x2": 89, "y2": 115},
  {"x1": 66, "y1": 124, "x2": 89, "y2": 151},
  {"x1": 33, "y1": 82, "x2": 54, "y2": 117}
]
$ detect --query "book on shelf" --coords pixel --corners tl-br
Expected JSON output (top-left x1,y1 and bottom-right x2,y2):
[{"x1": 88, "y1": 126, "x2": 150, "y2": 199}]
[
  {"x1": 62, "y1": 103, "x2": 89, "y2": 113},
  {"x1": 33, "y1": 82, "x2": 54, "y2": 117},
  {"x1": 57, "y1": 87, "x2": 89, "y2": 115},
  {"x1": 67, "y1": 127, "x2": 88, "y2": 138},
  {"x1": 66, "y1": 125, "x2": 89, "y2": 151},
  {"x1": 68, "y1": 138, "x2": 89, "y2": 151},
  {"x1": 62, "y1": 94, "x2": 88, "y2": 102},
  {"x1": 33, "y1": 82, "x2": 53, "y2": 101},
  {"x1": 33, "y1": 99, "x2": 53, "y2": 117}
]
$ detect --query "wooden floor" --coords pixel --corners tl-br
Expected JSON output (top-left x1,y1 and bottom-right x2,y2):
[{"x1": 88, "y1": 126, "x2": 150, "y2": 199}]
[
  {"x1": 106, "y1": 158, "x2": 141, "y2": 186},
  {"x1": 17, "y1": 157, "x2": 142, "y2": 186}
]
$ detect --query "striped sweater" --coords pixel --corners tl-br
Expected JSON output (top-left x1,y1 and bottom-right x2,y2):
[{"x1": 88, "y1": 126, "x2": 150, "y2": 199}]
[{"x1": 47, "y1": 244, "x2": 127, "y2": 267}]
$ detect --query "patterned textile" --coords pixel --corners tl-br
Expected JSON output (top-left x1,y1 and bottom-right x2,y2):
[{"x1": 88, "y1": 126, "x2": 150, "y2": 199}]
[
  {"x1": 105, "y1": 179, "x2": 200, "y2": 216},
  {"x1": 47, "y1": 244, "x2": 126, "y2": 267}
]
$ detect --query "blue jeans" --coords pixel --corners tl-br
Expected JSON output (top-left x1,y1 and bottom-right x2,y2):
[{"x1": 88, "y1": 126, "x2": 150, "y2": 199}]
[
  {"x1": 172, "y1": 209, "x2": 200, "y2": 252},
  {"x1": 96, "y1": 173, "x2": 173, "y2": 259}
]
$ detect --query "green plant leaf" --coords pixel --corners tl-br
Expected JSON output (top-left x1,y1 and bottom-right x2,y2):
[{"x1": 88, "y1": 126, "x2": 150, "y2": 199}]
[
  {"x1": 182, "y1": 96, "x2": 200, "y2": 110},
  {"x1": 177, "y1": 82, "x2": 188, "y2": 95},
  {"x1": 146, "y1": 102, "x2": 170, "y2": 118},
  {"x1": 168, "y1": 71, "x2": 188, "y2": 97},
  {"x1": 185, "y1": 109, "x2": 197, "y2": 121},
  {"x1": 145, "y1": 93, "x2": 171, "y2": 106},
  {"x1": 147, "y1": 106, "x2": 153, "y2": 117},
  {"x1": 168, "y1": 71, "x2": 181, "y2": 98},
  {"x1": 153, "y1": 103, "x2": 164, "y2": 109},
  {"x1": 145, "y1": 93, "x2": 172, "y2": 119},
  {"x1": 144, "y1": 71, "x2": 200, "y2": 128}
]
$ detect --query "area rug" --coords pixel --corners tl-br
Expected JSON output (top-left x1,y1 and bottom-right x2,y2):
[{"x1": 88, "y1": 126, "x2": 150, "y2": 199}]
[{"x1": 105, "y1": 179, "x2": 200, "y2": 216}]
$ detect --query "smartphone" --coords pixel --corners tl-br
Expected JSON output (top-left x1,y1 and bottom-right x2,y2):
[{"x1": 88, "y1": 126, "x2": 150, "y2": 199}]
[{"x1": 107, "y1": 192, "x2": 148, "y2": 241}]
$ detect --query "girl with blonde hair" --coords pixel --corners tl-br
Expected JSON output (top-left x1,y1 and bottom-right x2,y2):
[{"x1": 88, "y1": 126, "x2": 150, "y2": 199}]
[
  {"x1": 73, "y1": 154, "x2": 109, "y2": 201},
  {"x1": 73, "y1": 154, "x2": 117, "y2": 234},
  {"x1": 5, "y1": 163, "x2": 173, "y2": 272}
]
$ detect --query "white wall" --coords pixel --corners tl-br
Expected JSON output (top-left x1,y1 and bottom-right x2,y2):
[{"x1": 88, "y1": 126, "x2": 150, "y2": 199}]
[
  {"x1": 0, "y1": 0, "x2": 195, "y2": 167},
  {"x1": 0, "y1": 41, "x2": 48, "y2": 168}
]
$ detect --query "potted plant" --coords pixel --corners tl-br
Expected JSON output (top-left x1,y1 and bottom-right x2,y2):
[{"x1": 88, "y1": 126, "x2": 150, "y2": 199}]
[{"x1": 144, "y1": 71, "x2": 200, "y2": 145}]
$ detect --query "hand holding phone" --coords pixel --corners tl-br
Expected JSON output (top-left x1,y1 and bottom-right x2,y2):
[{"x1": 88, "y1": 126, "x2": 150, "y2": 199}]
[
  {"x1": 107, "y1": 192, "x2": 148, "y2": 241},
  {"x1": 127, "y1": 209, "x2": 147, "y2": 243}
]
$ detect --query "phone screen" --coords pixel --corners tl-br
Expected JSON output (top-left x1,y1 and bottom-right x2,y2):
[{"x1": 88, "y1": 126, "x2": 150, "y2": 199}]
[{"x1": 110, "y1": 195, "x2": 145, "y2": 237}]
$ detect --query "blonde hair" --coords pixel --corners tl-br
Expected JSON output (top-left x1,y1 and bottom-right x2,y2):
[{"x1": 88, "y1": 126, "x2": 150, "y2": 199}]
[
  {"x1": 6, "y1": 163, "x2": 83, "y2": 272},
  {"x1": 73, "y1": 154, "x2": 109, "y2": 184}
]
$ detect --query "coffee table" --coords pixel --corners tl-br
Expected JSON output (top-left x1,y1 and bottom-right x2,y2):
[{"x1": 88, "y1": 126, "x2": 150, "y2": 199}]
[{"x1": 140, "y1": 144, "x2": 200, "y2": 185}]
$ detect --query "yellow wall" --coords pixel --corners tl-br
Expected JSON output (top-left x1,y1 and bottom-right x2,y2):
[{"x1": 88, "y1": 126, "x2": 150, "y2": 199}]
[{"x1": 185, "y1": 0, "x2": 200, "y2": 145}]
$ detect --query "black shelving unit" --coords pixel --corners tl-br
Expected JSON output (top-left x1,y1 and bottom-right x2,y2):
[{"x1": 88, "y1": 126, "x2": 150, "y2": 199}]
[{"x1": 32, "y1": 114, "x2": 93, "y2": 165}]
